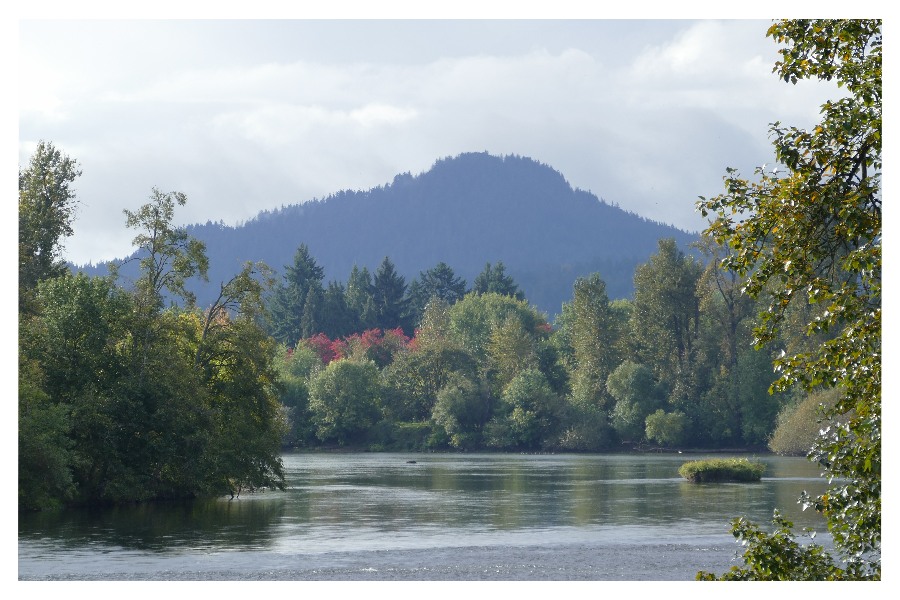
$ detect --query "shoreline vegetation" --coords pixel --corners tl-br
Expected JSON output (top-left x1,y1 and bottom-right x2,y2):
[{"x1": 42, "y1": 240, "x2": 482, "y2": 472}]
[{"x1": 284, "y1": 445, "x2": 775, "y2": 455}]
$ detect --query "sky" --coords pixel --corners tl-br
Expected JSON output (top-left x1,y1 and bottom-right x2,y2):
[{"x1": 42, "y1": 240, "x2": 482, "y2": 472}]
[{"x1": 15, "y1": 6, "x2": 852, "y2": 267}]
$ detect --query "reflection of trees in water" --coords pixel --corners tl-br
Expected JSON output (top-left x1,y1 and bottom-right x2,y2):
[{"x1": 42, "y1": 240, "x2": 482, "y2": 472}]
[
  {"x1": 18, "y1": 497, "x2": 287, "y2": 552},
  {"x1": 20, "y1": 454, "x2": 830, "y2": 555},
  {"x1": 673, "y1": 456, "x2": 830, "y2": 531}
]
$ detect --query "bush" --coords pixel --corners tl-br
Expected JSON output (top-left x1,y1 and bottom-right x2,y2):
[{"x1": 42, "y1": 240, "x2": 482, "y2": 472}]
[
  {"x1": 645, "y1": 409, "x2": 687, "y2": 446},
  {"x1": 678, "y1": 458, "x2": 765, "y2": 483},
  {"x1": 768, "y1": 388, "x2": 841, "y2": 456}
]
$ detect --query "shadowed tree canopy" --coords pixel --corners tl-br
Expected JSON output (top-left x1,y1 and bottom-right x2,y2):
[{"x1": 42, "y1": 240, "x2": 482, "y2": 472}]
[
  {"x1": 372, "y1": 256, "x2": 411, "y2": 333},
  {"x1": 472, "y1": 261, "x2": 524, "y2": 300},
  {"x1": 267, "y1": 244, "x2": 325, "y2": 345},
  {"x1": 407, "y1": 261, "x2": 468, "y2": 325}
]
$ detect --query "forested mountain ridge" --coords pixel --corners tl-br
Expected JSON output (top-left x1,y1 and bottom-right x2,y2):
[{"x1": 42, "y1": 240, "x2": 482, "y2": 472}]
[{"x1": 82, "y1": 152, "x2": 697, "y2": 316}]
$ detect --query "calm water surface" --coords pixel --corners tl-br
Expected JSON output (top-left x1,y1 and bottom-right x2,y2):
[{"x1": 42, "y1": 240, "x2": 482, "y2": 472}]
[{"x1": 18, "y1": 452, "x2": 830, "y2": 580}]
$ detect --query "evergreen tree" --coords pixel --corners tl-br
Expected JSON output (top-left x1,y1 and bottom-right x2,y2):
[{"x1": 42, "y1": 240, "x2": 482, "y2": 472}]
[
  {"x1": 320, "y1": 280, "x2": 357, "y2": 338},
  {"x1": 299, "y1": 282, "x2": 324, "y2": 338},
  {"x1": 267, "y1": 244, "x2": 324, "y2": 345},
  {"x1": 372, "y1": 257, "x2": 411, "y2": 333},
  {"x1": 406, "y1": 261, "x2": 468, "y2": 326},
  {"x1": 472, "y1": 261, "x2": 524, "y2": 300}
]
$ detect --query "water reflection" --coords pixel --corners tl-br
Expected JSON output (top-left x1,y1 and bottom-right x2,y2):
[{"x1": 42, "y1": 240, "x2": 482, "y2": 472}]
[
  {"x1": 19, "y1": 452, "x2": 831, "y2": 580},
  {"x1": 281, "y1": 453, "x2": 828, "y2": 534},
  {"x1": 19, "y1": 495, "x2": 286, "y2": 552}
]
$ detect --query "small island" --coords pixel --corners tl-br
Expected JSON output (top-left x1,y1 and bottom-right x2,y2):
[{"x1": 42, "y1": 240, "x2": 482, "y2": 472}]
[{"x1": 678, "y1": 458, "x2": 765, "y2": 483}]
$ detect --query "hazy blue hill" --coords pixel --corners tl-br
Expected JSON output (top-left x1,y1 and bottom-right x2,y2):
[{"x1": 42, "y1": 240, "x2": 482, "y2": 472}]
[{"x1": 80, "y1": 152, "x2": 698, "y2": 318}]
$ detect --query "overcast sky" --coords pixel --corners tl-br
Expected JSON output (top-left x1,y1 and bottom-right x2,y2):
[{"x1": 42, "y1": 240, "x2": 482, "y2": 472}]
[{"x1": 18, "y1": 11, "x2": 847, "y2": 267}]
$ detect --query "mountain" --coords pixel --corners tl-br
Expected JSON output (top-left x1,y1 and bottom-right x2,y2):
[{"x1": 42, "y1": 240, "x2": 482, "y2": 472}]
[{"x1": 81, "y1": 152, "x2": 699, "y2": 318}]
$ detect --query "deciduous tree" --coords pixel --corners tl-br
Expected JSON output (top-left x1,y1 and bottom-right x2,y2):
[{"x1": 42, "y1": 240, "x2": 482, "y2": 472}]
[
  {"x1": 308, "y1": 359, "x2": 382, "y2": 446},
  {"x1": 697, "y1": 19, "x2": 881, "y2": 580},
  {"x1": 18, "y1": 141, "x2": 82, "y2": 312}
]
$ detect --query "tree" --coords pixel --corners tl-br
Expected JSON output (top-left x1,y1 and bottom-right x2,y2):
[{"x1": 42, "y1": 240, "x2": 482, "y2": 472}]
[
  {"x1": 406, "y1": 262, "x2": 468, "y2": 325},
  {"x1": 630, "y1": 239, "x2": 704, "y2": 379},
  {"x1": 448, "y1": 292, "x2": 545, "y2": 364},
  {"x1": 19, "y1": 272, "x2": 166, "y2": 504},
  {"x1": 472, "y1": 261, "x2": 524, "y2": 300},
  {"x1": 629, "y1": 239, "x2": 704, "y2": 437},
  {"x1": 267, "y1": 244, "x2": 325, "y2": 345},
  {"x1": 195, "y1": 261, "x2": 273, "y2": 367},
  {"x1": 276, "y1": 344, "x2": 321, "y2": 448},
  {"x1": 320, "y1": 280, "x2": 357, "y2": 338},
  {"x1": 487, "y1": 314, "x2": 540, "y2": 393},
  {"x1": 119, "y1": 189, "x2": 210, "y2": 388},
  {"x1": 697, "y1": 19, "x2": 881, "y2": 580},
  {"x1": 308, "y1": 359, "x2": 382, "y2": 446},
  {"x1": 644, "y1": 409, "x2": 687, "y2": 447},
  {"x1": 383, "y1": 342, "x2": 479, "y2": 423},
  {"x1": 431, "y1": 373, "x2": 489, "y2": 449},
  {"x1": 18, "y1": 141, "x2": 82, "y2": 312},
  {"x1": 199, "y1": 311, "x2": 287, "y2": 497},
  {"x1": 299, "y1": 283, "x2": 324, "y2": 338},
  {"x1": 345, "y1": 265, "x2": 376, "y2": 331},
  {"x1": 606, "y1": 361, "x2": 664, "y2": 442},
  {"x1": 371, "y1": 256, "x2": 411, "y2": 333},
  {"x1": 18, "y1": 354, "x2": 74, "y2": 510},
  {"x1": 121, "y1": 188, "x2": 209, "y2": 312},
  {"x1": 413, "y1": 296, "x2": 453, "y2": 351},
  {"x1": 485, "y1": 369, "x2": 561, "y2": 450},
  {"x1": 768, "y1": 388, "x2": 841, "y2": 456},
  {"x1": 566, "y1": 273, "x2": 621, "y2": 410}
]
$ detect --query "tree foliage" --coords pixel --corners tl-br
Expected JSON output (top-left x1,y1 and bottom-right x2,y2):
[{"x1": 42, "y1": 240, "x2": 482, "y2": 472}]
[
  {"x1": 567, "y1": 273, "x2": 621, "y2": 410},
  {"x1": 697, "y1": 19, "x2": 881, "y2": 580},
  {"x1": 267, "y1": 244, "x2": 325, "y2": 345},
  {"x1": 406, "y1": 261, "x2": 467, "y2": 324},
  {"x1": 606, "y1": 360, "x2": 665, "y2": 442},
  {"x1": 308, "y1": 359, "x2": 382, "y2": 446},
  {"x1": 630, "y1": 238, "x2": 703, "y2": 380},
  {"x1": 372, "y1": 256, "x2": 412, "y2": 333},
  {"x1": 472, "y1": 261, "x2": 524, "y2": 300},
  {"x1": 122, "y1": 188, "x2": 209, "y2": 312},
  {"x1": 18, "y1": 174, "x2": 285, "y2": 509},
  {"x1": 18, "y1": 140, "x2": 82, "y2": 312}
]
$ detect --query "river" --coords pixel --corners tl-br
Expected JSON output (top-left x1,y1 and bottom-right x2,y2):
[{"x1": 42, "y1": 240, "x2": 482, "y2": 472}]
[{"x1": 18, "y1": 452, "x2": 831, "y2": 581}]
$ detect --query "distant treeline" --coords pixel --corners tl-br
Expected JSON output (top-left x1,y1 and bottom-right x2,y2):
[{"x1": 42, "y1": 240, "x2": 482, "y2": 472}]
[{"x1": 268, "y1": 238, "x2": 823, "y2": 455}]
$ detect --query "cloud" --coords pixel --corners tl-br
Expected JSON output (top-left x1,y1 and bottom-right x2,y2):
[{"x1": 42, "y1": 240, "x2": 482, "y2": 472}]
[{"x1": 18, "y1": 20, "x2": 845, "y2": 266}]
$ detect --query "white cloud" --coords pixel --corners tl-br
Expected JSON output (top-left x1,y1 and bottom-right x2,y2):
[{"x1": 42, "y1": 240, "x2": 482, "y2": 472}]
[{"x1": 17, "y1": 19, "x2": 849, "y2": 265}]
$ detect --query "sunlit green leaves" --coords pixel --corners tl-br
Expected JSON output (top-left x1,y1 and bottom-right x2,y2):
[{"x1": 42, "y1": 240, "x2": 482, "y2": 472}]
[{"x1": 696, "y1": 18, "x2": 880, "y2": 580}]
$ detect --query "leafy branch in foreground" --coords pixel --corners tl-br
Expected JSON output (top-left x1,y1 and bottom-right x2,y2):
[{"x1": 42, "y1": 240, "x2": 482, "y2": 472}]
[{"x1": 696, "y1": 19, "x2": 880, "y2": 580}]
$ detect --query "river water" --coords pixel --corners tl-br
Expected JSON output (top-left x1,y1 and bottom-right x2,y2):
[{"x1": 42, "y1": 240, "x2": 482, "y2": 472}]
[{"x1": 18, "y1": 452, "x2": 831, "y2": 581}]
